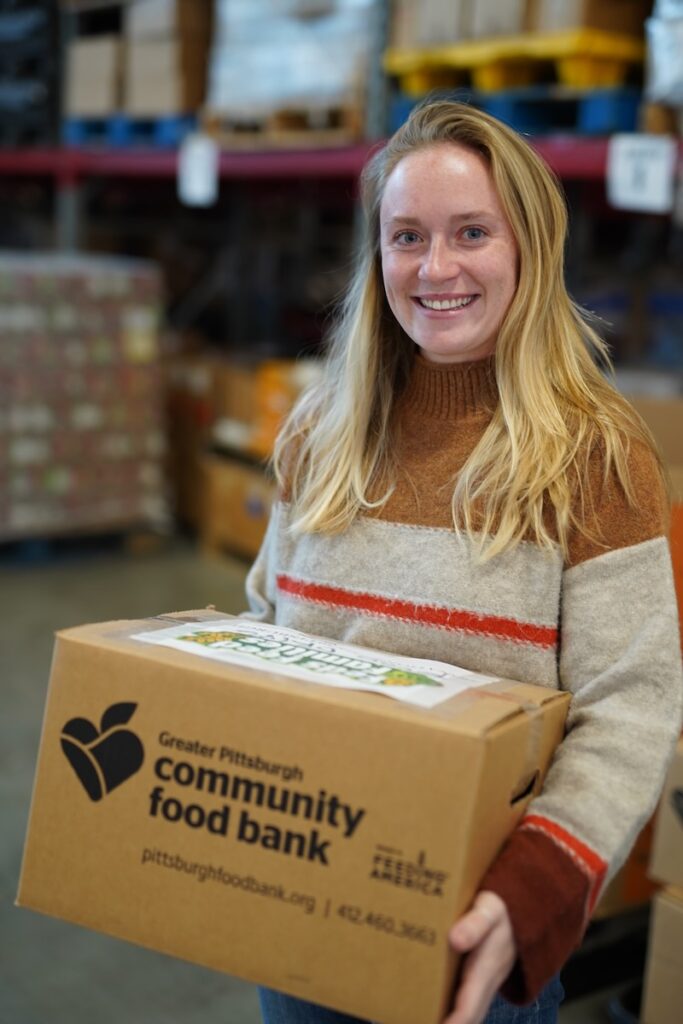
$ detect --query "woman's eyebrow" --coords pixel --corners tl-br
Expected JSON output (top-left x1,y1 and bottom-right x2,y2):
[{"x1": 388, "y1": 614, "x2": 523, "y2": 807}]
[{"x1": 384, "y1": 211, "x2": 496, "y2": 226}]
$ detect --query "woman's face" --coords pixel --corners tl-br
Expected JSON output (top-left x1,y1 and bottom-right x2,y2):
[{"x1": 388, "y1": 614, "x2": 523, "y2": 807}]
[{"x1": 380, "y1": 143, "x2": 519, "y2": 363}]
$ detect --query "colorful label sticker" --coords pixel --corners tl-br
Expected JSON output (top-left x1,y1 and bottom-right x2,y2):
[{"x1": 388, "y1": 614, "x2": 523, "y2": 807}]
[{"x1": 132, "y1": 619, "x2": 497, "y2": 709}]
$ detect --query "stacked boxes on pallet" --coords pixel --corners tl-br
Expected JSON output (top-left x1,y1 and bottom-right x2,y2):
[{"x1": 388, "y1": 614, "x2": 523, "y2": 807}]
[
  {"x1": 65, "y1": 32, "x2": 122, "y2": 119},
  {"x1": 642, "y1": 738, "x2": 683, "y2": 1023},
  {"x1": 204, "y1": 0, "x2": 379, "y2": 140},
  {"x1": 0, "y1": 0, "x2": 60, "y2": 145},
  {"x1": 0, "y1": 254, "x2": 169, "y2": 541},
  {"x1": 166, "y1": 352, "x2": 322, "y2": 556},
  {"x1": 124, "y1": 0, "x2": 212, "y2": 116},
  {"x1": 387, "y1": 0, "x2": 649, "y2": 136}
]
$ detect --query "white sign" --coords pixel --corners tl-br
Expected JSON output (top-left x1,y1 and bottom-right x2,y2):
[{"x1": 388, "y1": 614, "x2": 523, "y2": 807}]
[
  {"x1": 177, "y1": 133, "x2": 220, "y2": 207},
  {"x1": 607, "y1": 134, "x2": 678, "y2": 214},
  {"x1": 132, "y1": 619, "x2": 498, "y2": 710}
]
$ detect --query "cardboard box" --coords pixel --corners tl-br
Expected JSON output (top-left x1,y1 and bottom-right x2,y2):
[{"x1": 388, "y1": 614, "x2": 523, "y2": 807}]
[
  {"x1": 535, "y1": 0, "x2": 650, "y2": 35},
  {"x1": 649, "y1": 737, "x2": 683, "y2": 889},
  {"x1": 124, "y1": 38, "x2": 208, "y2": 115},
  {"x1": 125, "y1": 0, "x2": 212, "y2": 40},
  {"x1": 389, "y1": 0, "x2": 472, "y2": 48},
  {"x1": 200, "y1": 454, "x2": 275, "y2": 559},
  {"x1": 66, "y1": 36, "x2": 122, "y2": 117},
  {"x1": 17, "y1": 611, "x2": 569, "y2": 1024},
  {"x1": 641, "y1": 886, "x2": 683, "y2": 1024},
  {"x1": 470, "y1": 0, "x2": 537, "y2": 39}
]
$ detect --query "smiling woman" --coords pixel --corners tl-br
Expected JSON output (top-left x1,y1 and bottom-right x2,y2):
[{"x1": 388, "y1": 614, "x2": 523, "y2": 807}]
[
  {"x1": 379, "y1": 144, "x2": 518, "y2": 364},
  {"x1": 242, "y1": 100, "x2": 683, "y2": 1024}
]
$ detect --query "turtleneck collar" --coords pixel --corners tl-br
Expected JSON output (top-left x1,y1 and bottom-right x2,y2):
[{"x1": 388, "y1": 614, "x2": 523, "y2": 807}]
[{"x1": 401, "y1": 352, "x2": 499, "y2": 420}]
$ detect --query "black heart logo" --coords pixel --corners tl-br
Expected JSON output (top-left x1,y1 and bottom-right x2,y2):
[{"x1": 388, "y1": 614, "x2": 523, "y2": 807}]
[
  {"x1": 671, "y1": 787, "x2": 683, "y2": 825},
  {"x1": 60, "y1": 703, "x2": 144, "y2": 801}
]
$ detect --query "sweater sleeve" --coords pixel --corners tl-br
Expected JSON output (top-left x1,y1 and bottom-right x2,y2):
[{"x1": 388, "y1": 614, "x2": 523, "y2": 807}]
[
  {"x1": 241, "y1": 501, "x2": 283, "y2": 624},
  {"x1": 482, "y1": 440, "x2": 683, "y2": 1004}
]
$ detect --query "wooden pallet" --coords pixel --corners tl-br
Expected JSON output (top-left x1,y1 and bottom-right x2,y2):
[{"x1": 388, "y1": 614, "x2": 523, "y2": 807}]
[
  {"x1": 201, "y1": 104, "x2": 364, "y2": 149},
  {"x1": 384, "y1": 29, "x2": 645, "y2": 94}
]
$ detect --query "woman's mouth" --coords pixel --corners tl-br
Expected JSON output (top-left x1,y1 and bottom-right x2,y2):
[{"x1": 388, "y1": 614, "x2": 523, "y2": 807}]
[{"x1": 415, "y1": 295, "x2": 477, "y2": 311}]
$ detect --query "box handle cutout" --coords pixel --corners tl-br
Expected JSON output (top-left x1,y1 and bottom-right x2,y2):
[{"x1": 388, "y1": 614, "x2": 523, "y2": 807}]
[{"x1": 510, "y1": 771, "x2": 539, "y2": 806}]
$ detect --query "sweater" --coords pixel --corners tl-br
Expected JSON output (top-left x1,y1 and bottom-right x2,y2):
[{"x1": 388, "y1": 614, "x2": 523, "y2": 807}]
[{"x1": 244, "y1": 354, "x2": 683, "y2": 1005}]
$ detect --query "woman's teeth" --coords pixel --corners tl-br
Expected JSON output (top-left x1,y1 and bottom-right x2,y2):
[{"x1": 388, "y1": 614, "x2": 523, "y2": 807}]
[{"x1": 418, "y1": 296, "x2": 474, "y2": 310}]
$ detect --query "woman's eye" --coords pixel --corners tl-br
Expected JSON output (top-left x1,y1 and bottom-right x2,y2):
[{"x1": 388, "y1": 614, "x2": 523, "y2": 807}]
[
  {"x1": 463, "y1": 227, "x2": 486, "y2": 241},
  {"x1": 395, "y1": 230, "x2": 421, "y2": 245}
]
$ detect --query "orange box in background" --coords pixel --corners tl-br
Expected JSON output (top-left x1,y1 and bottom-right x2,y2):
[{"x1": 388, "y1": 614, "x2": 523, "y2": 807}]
[
  {"x1": 249, "y1": 359, "x2": 323, "y2": 459},
  {"x1": 200, "y1": 454, "x2": 275, "y2": 559},
  {"x1": 628, "y1": 398, "x2": 683, "y2": 640}
]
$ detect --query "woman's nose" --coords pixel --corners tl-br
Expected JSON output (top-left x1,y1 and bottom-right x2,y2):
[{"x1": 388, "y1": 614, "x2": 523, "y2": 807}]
[{"x1": 417, "y1": 238, "x2": 460, "y2": 281}]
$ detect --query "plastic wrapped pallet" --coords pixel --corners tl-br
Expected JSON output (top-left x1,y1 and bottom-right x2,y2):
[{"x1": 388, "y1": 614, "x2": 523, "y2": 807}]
[
  {"x1": 206, "y1": 0, "x2": 379, "y2": 120},
  {"x1": 646, "y1": 4, "x2": 683, "y2": 105},
  {"x1": 0, "y1": 253, "x2": 170, "y2": 540}
]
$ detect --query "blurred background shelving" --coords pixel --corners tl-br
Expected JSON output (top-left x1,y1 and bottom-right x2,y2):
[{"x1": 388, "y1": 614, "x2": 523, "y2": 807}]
[{"x1": 1, "y1": 3, "x2": 682, "y2": 1024}]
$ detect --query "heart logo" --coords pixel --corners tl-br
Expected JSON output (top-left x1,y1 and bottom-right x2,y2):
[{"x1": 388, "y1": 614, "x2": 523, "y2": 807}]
[{"x1": 60, "y1": 703, "x2": 144, "y2": 802}]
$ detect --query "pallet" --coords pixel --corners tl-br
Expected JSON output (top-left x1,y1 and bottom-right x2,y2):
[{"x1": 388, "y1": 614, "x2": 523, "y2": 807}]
[
  {"x1": 0, "y1": 526, "x2": 169, "y2": 566},
  {"x1": 63, "y1": 114, "x2": 196, "y2": 148},
  {"x1": 384, "y1": 29, "x2": 644, "y2": 94},
  {"x1": 390, "y1": 86, "x2": 640, "y2": 136},
  {"x1": 201, "y1": 105, "x2": 364, "y2": 149}
]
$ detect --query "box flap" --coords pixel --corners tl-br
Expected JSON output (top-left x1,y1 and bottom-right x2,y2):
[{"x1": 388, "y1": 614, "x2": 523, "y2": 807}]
[{"x1": 56, "y1": 611, "x2": 568, "y2": 738}]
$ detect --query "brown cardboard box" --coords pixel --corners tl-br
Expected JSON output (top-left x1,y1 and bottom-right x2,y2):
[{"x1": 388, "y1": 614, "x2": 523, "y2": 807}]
[
  {"x1": 17, "y1": 611, "x2": 569, "y2": 1024},
  {"x1": 649, "y1": 737, "x2": 683, "y2": 889},
  {"x1": 389, "y1": 0, "x2": 472, "y2": 48},
  {"x1": 534, "y1": 0, "x2": 650, "y2": 35},
  {"x1": 641, "y1": 886, "x2": 683, "y2": 1024},
  {"x1": 66, "y1": 36, "x2": 122, "y2": 117},
  {"x1": 470, "y1": 0, "x2": 537, "y2": 39},
  {"x1": 124, "y1": 37, "x2": 208, "y2": 115},
  {"x1": 125, "y1": 0, "x2": 212, "y2": 40},
  {"x1": 200, "y1": 454, "x2": 275, "y2": 559}
]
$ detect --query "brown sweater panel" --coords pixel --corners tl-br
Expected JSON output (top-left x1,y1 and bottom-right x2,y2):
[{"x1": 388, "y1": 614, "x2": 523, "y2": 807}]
[{"x1": 370, "y1": 358, "x2": 668, "y2": 568}]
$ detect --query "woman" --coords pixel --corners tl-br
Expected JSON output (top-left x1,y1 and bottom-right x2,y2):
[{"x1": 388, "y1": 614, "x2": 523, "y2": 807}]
[{"x1": 245, "y1": 101, "x2": 683, "y2": 1024}]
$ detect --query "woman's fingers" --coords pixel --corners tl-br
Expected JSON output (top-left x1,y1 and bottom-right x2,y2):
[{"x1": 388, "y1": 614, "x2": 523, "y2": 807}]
[{"x1": 443, "y1": 893, "x2": 516, "y2": 1024}]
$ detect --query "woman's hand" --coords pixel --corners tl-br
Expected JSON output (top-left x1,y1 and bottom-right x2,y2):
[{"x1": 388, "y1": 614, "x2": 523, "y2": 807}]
[{"x1": 443, "y1": 891, "x2": 517, "y2": 1024}]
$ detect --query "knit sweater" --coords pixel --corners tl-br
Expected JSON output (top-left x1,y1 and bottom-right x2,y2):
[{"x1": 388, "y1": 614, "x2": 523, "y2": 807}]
[{"x1": 244, "y1": 354, "x2": 683, "y2": 1005}]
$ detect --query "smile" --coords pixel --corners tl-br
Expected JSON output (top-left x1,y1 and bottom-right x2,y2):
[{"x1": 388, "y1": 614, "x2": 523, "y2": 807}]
[{"x1": 416, "y1": 296, "x2": 476, "y2": 311}]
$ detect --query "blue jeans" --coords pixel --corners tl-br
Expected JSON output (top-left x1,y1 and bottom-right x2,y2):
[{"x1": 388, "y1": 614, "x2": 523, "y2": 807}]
[{"x1": 258, "y1": 974, "x2": 564, "y2": 1024}]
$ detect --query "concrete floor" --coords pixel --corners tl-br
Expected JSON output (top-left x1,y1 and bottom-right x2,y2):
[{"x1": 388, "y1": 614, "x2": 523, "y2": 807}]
[{"x1": 0, "y1": 538, "x2": 634, "y2": 1024}]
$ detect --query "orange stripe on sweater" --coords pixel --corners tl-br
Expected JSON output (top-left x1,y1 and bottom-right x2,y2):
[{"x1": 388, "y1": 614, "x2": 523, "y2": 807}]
[
  {"x1": 521, "y1": 814, "x2": 607, "y2": 912},
  {"x1": 276, "y1": 574, "x2": 558, "y2": 649}
]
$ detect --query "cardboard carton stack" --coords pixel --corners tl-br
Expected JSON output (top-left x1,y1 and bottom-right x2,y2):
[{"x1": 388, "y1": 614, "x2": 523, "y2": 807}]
[
  {"x1": 17, "y1": 611, "x2": 570, "y2": 1024},
  {"x1": 166, "y1": 351, "x2": 321, "y2": 556},
  {"x1": 642, "y1": 738, "x2": 683, "y2": 1023},
  {"x1": 205, "y1": 0, "x2": 378, "y2": 127},
  {"x1": 0, "y1": 253, "x2": 169, "y2": 541},
  {"x1": 66, "y1": 34, "x2": 123, "y2": 118},
  {"x1": 389, "y1": 0, "x2": 650, "y2": 48},
  {"x1": 124, "y1": 0, "x2": 212, "y2": 116}
]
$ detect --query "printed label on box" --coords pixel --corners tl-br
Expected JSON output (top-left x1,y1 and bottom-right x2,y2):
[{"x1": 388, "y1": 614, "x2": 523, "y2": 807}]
[{"x1": 132, "y1": 619, "x2": 497, "y2": 709}]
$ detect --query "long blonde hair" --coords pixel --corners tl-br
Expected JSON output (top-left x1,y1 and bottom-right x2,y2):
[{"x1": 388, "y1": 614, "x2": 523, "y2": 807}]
[{"x1": 275, "y1": 100, "x2": 661, "y2": 558}]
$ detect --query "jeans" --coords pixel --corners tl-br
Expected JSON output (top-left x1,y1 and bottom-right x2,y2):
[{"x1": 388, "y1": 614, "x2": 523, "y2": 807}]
[{"x1": 258, "y1": 974, "x2": 564, "y2": 1024}]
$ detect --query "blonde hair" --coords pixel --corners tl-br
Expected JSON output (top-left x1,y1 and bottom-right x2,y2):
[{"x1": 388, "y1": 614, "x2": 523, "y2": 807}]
[{"x1": 275, "y1": 100, "x2": 661, "y2": 558}]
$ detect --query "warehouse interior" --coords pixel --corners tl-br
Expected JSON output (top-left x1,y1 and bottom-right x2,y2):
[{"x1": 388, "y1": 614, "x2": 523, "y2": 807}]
[{"x1": 1, "y1": 1, "x2": 682, "y2": 1023}]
